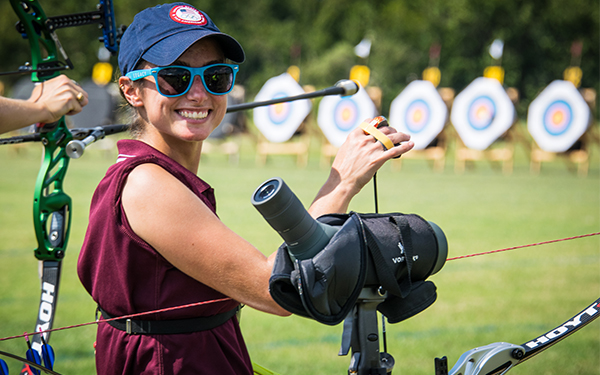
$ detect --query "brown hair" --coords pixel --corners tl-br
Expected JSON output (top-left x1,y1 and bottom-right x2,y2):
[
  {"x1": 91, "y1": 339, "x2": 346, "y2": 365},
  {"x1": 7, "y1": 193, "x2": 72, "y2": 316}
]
[{"x1": 117, "y1": 62, "x2": 147, "y2": 139}]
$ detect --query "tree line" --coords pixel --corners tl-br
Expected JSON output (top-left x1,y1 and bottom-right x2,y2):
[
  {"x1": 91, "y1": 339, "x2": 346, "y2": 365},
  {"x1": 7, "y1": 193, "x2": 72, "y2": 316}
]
[{"x1": 1, "y1": 0, "x2": 598, "y2": 118}]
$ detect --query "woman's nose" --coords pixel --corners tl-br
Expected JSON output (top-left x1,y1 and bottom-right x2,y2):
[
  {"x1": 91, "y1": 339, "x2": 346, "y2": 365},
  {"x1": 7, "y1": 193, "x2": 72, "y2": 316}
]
[{"x1": 185, "y1": 75, "x2": 209, "y2": 99}]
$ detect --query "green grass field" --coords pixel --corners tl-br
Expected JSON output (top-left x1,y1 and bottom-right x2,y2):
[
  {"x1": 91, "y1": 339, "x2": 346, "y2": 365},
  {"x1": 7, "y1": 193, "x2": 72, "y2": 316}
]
[{"x1": 0, "y1": 127, "x2": 599, "y2": 375}]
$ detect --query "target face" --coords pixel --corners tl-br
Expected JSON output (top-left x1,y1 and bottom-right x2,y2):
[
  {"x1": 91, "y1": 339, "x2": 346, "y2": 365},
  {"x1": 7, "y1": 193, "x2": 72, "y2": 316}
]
[
  {"x1": 253, "y1": 73, "x2": 312, "y2": 143},
  {"x1": 318, "y1": 86, "x2": 377, "y2": 147},
  {"x1": 389, "y1": 80, "x2": 448, "y2": 149},
  {"x1": 467, "y1": 96, "x2": 496, "y2": 130},
  {"x1": 543, "y1": 101, "x2": 571, "y2": 136},
  {"x1": 528, "y1": 80, "x2": 590, "y2": 152},
  {"x1": 267, "y1": 93, "x2": 291, "y2": 124},
  {"x1": 333, "y1": 98, "x2": 359, "y2": 131},
  {"x1": 451, "y1": 77, "x2": 515, "y2": 150},
  {"x1": 405, "y1": 100, "x2": 430, "y2": 133}
]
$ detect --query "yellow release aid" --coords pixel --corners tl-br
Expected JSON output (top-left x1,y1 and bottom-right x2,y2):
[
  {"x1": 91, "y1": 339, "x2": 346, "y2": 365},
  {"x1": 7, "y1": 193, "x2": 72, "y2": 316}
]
[{"x1": 359, "y1": 116, "x2": 395, "y2": 151}]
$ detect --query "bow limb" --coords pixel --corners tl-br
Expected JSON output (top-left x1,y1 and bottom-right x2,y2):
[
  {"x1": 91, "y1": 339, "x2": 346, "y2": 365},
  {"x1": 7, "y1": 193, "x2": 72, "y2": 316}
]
[{"x1": 10, "y1": 0, "x2": 72, "y2": 81}]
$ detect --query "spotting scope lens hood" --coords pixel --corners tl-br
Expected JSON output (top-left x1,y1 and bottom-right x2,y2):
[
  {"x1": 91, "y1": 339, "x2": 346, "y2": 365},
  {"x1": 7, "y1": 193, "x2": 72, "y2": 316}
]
[{"x1": 427, "y1": 221, "x2": 448, "y2": 275}]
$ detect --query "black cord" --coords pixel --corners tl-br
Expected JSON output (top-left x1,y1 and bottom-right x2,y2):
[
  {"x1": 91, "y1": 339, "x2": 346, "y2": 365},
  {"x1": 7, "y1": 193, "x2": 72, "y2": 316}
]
[
  {"x1": 373, "y1": 172, "x2": 379, "y2": 214},
  {"x1": 372, "y1": 172, "x2": 388, "y2": 354}
]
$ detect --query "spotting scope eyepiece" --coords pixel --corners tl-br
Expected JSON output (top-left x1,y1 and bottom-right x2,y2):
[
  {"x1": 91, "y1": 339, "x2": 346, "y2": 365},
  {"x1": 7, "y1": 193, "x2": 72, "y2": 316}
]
[{"x1": 251, "y1": 177, "x2": 339, "y2": 261}]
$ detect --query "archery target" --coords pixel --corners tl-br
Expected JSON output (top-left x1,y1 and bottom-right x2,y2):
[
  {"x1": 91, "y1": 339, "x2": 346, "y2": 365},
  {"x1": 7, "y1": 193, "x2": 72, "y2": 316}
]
[
  {"x1": 318, "y1": 86, "x2": 377, "y2": 147},
  {"x1": 389, "y1": 80, "x2": 448, "y2": 149},
  {"x1": 253, "y1": 73, "x2": 312, "y2": 143},
  {"x1": 451, "y1": 77, "x2": 515, "y2": 150},
  {"x1": 527, "y1": 80, "x2": 591, "y2": 152}
]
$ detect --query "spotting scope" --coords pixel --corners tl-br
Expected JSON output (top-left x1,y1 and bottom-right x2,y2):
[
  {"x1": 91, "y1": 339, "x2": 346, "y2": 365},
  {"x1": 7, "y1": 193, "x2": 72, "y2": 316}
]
[{"x1": 252, "y1": 177, "x2": 447, "y2": 278}]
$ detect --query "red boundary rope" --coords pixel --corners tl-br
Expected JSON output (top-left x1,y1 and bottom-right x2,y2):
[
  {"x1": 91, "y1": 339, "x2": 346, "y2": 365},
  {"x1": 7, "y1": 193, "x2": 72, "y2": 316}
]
[
  {"x1": 447, "y1": 232, "x2": 600, "y2": 261},
  {"x1": 1, "y1": 232, "x2": 598, "y2": 343},
  {"x1": 0, "y1": 297, "x2": 232, "y2": 343}
]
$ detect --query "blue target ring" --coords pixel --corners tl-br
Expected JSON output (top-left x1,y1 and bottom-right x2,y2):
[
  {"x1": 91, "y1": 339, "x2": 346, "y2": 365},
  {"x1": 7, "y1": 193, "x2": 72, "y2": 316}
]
[
  {"x1": 268, "y1": 92, "x2": 291, "y2": 125},
  {"x1": 467, "y1": 96, "x2": 496, "y2": 131},
  {"x1": 543, "y1": 100, "x2": 572, "y2": 136},
  {"x1": 405, "y1": 99, "x2": 430, "y2": 134},
  {"x1": 333, "y1": 97, "x2": 359, "y2": 131}
]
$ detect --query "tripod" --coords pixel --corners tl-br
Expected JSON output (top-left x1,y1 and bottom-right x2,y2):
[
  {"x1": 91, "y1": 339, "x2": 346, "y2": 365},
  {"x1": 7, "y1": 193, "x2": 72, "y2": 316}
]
[{"x1": 341, "y1": 288, "x2": 395, "y2": 374}]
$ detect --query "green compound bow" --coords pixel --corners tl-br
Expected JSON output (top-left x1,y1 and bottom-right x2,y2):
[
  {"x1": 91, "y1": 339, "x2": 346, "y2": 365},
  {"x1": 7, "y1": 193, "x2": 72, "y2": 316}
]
[{"x1": 3, "y1": 1, "x2": 121, "y2": 373}]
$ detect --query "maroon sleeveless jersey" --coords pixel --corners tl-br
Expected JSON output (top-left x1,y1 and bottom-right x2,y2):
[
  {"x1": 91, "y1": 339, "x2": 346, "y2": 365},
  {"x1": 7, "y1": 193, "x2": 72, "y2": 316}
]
[{"x1": 77, "y1": 140, "x2": 252, "y2": 374}]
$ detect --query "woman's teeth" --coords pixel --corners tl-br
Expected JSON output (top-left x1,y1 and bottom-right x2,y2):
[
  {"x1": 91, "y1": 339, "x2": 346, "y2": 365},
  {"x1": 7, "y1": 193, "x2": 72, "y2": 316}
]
[{"x1": 179, "y1": 110, "x2": 208, "y2": 120}]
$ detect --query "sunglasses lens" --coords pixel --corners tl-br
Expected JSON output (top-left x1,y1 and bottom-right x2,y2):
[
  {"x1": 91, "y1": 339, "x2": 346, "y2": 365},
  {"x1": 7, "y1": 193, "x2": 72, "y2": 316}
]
[
  {"x1": 157, "y1": 67, "x2": 191, "y2": 96},
  {"x1": 203, "y1": 65, "x2": 234, "y2": 94}
]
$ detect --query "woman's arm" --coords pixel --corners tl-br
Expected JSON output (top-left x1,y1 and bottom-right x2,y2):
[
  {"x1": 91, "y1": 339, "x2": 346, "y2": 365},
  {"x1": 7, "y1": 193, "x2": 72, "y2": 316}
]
[
  {"x1": 122, "y1": 163, "x2": 290, "y2": 316},
  {"x1": 309, "y1": 124, "x2": 413, "y2": 217}
]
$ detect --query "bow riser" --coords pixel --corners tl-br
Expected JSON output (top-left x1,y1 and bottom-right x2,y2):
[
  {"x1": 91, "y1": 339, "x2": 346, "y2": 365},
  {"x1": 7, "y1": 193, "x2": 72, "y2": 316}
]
[{"x1": 34, "y1": 131, "x2": 73, "y2": 260}]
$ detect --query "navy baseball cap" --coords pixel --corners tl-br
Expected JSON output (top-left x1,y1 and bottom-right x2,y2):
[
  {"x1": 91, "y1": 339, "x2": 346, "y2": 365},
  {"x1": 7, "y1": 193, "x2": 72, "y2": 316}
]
[{"x1": 118, "y1": 3, "x2": 245, "y2": 75}]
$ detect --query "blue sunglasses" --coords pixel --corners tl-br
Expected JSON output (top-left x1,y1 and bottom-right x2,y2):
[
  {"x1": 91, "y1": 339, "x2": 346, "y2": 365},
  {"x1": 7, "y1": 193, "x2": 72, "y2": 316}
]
[{"x1": 126, "y1": 63, "x2": 239, "y2": 97}]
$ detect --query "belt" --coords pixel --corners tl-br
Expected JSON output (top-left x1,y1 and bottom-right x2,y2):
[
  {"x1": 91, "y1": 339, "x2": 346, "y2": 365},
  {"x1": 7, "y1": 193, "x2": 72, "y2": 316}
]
[{"x1": 98, "y1": 305, "x2": 240, "y2": 335}]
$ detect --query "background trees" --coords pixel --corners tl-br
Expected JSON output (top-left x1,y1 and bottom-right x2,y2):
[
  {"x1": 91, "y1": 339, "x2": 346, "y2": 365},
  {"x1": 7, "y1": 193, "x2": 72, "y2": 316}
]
[{"x1": 1, "y1": 0, "x2": 597, "y2": 118}]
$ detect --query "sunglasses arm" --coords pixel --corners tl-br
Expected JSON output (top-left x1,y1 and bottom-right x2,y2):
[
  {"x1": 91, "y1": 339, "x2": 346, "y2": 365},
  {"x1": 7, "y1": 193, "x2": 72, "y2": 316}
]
[{"x1": 125, "y1": 69, "x2": 155, "y2": 81}]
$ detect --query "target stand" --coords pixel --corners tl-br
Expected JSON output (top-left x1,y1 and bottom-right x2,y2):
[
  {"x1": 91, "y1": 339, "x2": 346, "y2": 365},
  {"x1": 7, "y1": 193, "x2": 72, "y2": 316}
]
[
  {"x1": 529, "y1": 142, "x2": 591, "y2": 177},
  {"x1": 454, "y1": 126, "x2": 517, "y2": 175},
  {"x1": 255, "y1": 104, "x2": 314, "y2": 168},
  {"x1": 391, "y1": 86, "x2": 455, "y2": 172},
  {"x1": 451, "y1": 79, "x2": 519, "y2": 175},
  {"x1": 528, "y1": 83, "x2": 596, "y2": 177},
  {"x1": 201, "y1": 140, "x2": 241, "y2": 165},
  {"x1": 256, "y1": 130, "x2": 312, "y2": 168}
]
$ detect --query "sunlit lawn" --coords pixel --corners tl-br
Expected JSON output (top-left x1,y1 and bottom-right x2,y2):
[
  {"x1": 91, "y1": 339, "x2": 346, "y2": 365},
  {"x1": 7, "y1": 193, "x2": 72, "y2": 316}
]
[{"x1": 0, "y1": 125, "x2": 598, "y2": 374}]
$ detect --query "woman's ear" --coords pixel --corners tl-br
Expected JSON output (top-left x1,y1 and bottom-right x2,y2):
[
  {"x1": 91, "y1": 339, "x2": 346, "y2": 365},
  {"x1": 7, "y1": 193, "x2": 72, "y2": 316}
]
[{"x1": 119, "y1": 77, "x2": 144, "y2": 107}]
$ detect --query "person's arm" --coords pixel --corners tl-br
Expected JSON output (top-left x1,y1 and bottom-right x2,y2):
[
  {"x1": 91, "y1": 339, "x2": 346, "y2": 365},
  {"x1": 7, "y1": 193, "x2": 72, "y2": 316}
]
[
  {"x1": 121, "y1": 163, "x2": 291, "y2": 316},
  {"x1": 0, "y1": 75, "x2": 88, "y2": 135},
  {"x1": 120, "y1": 124, "x2": 413, "y2": 317},
  {"x1": 309, "y1": 124, "x2": 414, "y2": 217}
]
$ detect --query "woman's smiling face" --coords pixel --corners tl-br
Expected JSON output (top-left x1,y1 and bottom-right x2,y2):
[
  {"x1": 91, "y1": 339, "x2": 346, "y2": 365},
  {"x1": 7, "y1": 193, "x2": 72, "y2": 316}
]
[{"x1": 130, "y1": 37, "x2": 228, "y2": 143}]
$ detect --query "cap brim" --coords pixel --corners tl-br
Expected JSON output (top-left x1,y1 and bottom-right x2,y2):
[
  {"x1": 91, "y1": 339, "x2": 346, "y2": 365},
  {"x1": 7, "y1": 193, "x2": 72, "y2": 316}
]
[{"x1": 142, "y1": 29, "x2": 245, "y2": 66}]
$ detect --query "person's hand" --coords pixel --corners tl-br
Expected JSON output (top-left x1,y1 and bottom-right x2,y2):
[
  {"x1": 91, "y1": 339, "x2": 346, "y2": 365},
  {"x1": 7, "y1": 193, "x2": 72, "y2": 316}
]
[
  {"x1": 331, "y1": 121, "x2": 414, "y2": 196},
  {"x1": 28, "y1": 74, "x2": 89, "y2": 123},
  {"x1": 309, "y1": 119, "x2": 414, "y2": 216}
]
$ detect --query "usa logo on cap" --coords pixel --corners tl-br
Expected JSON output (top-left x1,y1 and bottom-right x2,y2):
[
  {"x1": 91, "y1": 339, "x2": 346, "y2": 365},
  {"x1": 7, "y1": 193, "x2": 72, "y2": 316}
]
[{"x1": 170, "y1": 5, "x2": 207, "y2": 25}]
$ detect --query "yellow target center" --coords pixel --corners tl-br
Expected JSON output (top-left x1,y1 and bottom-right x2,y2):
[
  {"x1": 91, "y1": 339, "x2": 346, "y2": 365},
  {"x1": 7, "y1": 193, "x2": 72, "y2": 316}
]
[
  {"x1": 476, "y1": 106, "x2": 490, "y2": 120},
  {"x1": 273, "y1": 103, "x2": 286, "y2": 115},
  {"x1": 552, "y1": 111, "x2": 564, "y2": 125},
  {"x1": 412, "y1": 109, "x2": 423, "y2": 122},
  {"x1": 341, "y1": 108, "x2": 352, "y2": 122}
]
